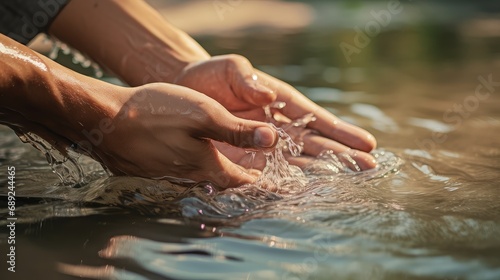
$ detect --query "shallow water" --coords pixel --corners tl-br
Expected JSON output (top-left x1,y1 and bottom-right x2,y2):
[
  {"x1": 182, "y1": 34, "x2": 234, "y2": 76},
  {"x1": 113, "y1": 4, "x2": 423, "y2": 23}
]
[
  {"x1": 2, "y1": 1, "x2": 500, "y2": 279},
  {"x1": 1, "y1": 79, "x2": 499, "y2": 279}
]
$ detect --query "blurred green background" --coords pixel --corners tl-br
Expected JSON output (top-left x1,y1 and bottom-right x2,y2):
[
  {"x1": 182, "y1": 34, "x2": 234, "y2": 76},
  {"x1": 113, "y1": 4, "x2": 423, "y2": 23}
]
[{"x1": 48, "y1": 0, "x2": 500, "y2": 94}]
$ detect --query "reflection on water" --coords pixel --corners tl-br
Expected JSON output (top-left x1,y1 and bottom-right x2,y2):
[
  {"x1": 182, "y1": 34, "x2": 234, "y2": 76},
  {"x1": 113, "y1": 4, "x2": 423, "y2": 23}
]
[
  {"x1": 2, "y1": 1, "x2": 500, "y2": 279},
  {"x1": 1, "y1": 82, "x2": 500, "y2": 279}
]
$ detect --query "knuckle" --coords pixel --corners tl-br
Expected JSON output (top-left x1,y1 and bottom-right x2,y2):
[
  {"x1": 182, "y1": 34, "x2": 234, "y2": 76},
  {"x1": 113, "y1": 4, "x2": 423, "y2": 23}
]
[
  {"x1": 223, "y1": 54, "x2": 251, "y2": 68},
  {"x1": 231, "y1": 121, "x2": 245, "y2": 147}
]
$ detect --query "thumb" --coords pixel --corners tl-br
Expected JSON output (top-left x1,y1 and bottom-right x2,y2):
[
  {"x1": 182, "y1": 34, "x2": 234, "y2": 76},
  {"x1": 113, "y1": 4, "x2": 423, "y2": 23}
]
[
  {"x1": 207, "y1": 150, "x2": 260, "y2": 188},
  {"x1": 225, "y1": 55, "x2": 277, "y2": 106},
  {"x1": 204, "y1": 113, "x2": 278, "y2": 150}
]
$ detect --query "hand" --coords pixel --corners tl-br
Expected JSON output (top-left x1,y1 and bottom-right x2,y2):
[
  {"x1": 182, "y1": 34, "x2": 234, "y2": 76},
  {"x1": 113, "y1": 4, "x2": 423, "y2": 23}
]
[
  {"x1": 1, "y1": 33, "x2": 278, "y2": 188},
  {"x1": 174, "y1": 54, "x2": 377, "y2": 170},
  {"x1": 48, "y1": 1, "x2": 377, "y2": 170},
  {"x1": 75, "y1": 83, "x2": 278, "y2": 188}
]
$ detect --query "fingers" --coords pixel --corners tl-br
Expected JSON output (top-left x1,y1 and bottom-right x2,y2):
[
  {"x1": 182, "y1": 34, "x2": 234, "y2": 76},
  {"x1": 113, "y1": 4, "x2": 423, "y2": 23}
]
[
  {"x1": 212, "y1": 111, "x2": 376, "y2": 172},
  {"x1": 202, "y1": 108, "x2": 278, "y2": 150},
  {"x1": 255, "y1": 69, "x2": 377, "y2": 152},
  {"x1": 256, "y1": 109, "x2": 377, "y2": 170},
  {"x1": 223, "y1": 54, "x2": 277, "y2": 106},
  {"x1": 203, "y1": 149, "x2": 259, "y2": 188},
  {"x1": 300, "y1": 133, "x2": 377, "y2": 170},
  {"x1": 188, "y1": 142, "x2": 259, "y2": 188},
  {"x1": 237, "y1": 152, "x2": 316, "y2": 170},
  {"x1": 308, "y1": 107, "x2": 377, "y2": 153},
  {"x1": 147, "y1": 141, "x2": 260, "y2": 188},
  {"x1": 282, "y1": 95, "x2": 377, "y2": 152}
]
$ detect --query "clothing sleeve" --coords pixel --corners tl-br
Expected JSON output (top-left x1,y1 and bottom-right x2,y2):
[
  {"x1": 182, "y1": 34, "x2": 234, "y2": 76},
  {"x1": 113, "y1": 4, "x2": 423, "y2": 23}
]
[{"x1": 0, "y1": 0, "x2": 70, "y2": 45}]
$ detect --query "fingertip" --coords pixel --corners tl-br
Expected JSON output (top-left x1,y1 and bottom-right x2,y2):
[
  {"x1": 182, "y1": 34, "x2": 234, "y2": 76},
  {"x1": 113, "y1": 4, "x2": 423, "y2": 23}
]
[
  {"x1": 349, "y1": 150, "x2": 378, "y2": 171},
  {"x1": 224, "y1": 167, "x2": 259, "y2": 188},
  {"x1": 363, "y1": 133, "x2": 377, "y2": 152},
  {"x1": 334, "y1": 122, "x2": 378, "y2": 153},
  {"x1": 240, "y1": 74, "x2": 277, "y2": 106},
  {"x1": 253, "y1": 126, "x2": 278, "y2": 148},
  {"x1": 359, "y1": 156, "x2": 378, "y2": 171},
  {"x1": 211, "y1": 150, "x2": 260, "y2": 188},
  {"x1": 247, "y1": 168, "x2": 262, "y2": 177},
  {"x1": 251, "y1": 83, "x2": 277, "y2": 104}
]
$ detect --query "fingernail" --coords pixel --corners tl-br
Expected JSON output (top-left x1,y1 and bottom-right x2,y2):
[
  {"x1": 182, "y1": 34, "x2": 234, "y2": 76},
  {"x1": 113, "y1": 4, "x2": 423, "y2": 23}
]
[
  {"x1": 250, "y1": 83, "x2": 275, "y2": 104},
  {"x1": 254, "y1": 126, "x2": 276, "y2": 148},
  {"x1": 252, "y1": 83, "x2": 274, "y2": 94},
  {"x1": 248, "y1": 169, "x2": 262, "y2": 177}
]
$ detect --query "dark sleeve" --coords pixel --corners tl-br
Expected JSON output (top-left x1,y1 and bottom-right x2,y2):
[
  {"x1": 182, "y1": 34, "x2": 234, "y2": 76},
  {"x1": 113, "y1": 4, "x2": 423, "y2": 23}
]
[{"x1": 0, "y1": 0, "x2": 70, "y2": 45}]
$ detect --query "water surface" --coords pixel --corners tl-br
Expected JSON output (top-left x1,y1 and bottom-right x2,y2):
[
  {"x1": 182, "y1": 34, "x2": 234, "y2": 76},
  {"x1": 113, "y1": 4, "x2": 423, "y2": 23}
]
[{"x1": 1, "y1": 1, "x2": 500, "y2": 279}]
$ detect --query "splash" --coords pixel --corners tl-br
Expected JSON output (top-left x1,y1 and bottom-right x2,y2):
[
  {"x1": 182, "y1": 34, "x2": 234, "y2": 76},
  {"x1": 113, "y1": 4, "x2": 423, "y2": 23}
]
[
  {"x1": 254, "y1": 125, "x2": 308, "y2": 194},
  {"x1": 241, "y1": 103, "x2": 314, "y2": 193},
  {"x1": 12, "y1": 98, "x2": 401, "y2": 204},
  {"x1": 17, "y1": 132, "x2": 87, "y2": 187},
  {"x1": 244, "y1": 103, "x2": 382, "y2": 193},
  {"x1": 6, "y1": 107, "x2": 403, "y2": 223}
]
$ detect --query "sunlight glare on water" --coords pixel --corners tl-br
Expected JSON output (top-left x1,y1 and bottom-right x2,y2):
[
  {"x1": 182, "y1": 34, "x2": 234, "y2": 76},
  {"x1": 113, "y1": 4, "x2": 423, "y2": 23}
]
[
  {"x1": 2, "y1": 1, "x2": 500, "y2": 277},
  {"x1": 2, "y1": 82, "x2": 499, "y2": 279},
  {"x1": 1, "y1": 86, "x2": 500, "y2": 279}
]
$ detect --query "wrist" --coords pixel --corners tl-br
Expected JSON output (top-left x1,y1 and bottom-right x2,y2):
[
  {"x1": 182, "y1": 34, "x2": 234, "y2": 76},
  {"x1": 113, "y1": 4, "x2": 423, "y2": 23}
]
[
  {"x1": 20, "y1": 55, "x2": 125, "y2": 149},
  {"x1": 123, "y1": 23, "x2": 211, "y2": 85},
  {"x1": 48, "y1": 62, "x2": 125, "y2": 145}
]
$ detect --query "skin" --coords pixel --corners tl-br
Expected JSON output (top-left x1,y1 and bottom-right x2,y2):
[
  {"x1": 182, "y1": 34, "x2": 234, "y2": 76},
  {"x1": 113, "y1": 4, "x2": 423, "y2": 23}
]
[
  {"x1": 49, "y1": 0, "x2": 377, "y2": 170},
  {"x1": 1, "y1": 0, "x2": 377, "y2": 189},
  {"x1": 0, "y1": 34, "x2": 277, "y2": 188}
]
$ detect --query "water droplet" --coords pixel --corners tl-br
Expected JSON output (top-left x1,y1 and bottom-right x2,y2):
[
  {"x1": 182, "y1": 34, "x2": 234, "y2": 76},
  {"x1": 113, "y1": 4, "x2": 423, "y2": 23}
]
[{"x1": 20, "y1": 132, "x2": 86, "y2": 186}]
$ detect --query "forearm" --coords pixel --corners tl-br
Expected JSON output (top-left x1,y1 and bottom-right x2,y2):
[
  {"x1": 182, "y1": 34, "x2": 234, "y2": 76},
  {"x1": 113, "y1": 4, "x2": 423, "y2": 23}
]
[
  {"x1": 49, "y1": 0, "x2": 210, "y2": 86},
  {"x1": 1, "y1": 35, "x2": 62, "y2": 131},
  {"x1": 0, "y1": 34, "x2": 120, "y2": 146}
]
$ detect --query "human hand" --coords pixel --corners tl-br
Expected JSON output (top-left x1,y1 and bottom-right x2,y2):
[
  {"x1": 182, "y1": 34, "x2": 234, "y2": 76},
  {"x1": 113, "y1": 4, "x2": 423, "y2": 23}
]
[
  {"x1": 0, "y1": 32, "x2": 277, "y2": 188},
  {"x1": 48, "y1": 0, "x2": 376, "y2": 170},
  {"x1": 174, "y1": 54, "x2": 377, "y2": 170},
  {"x1": 75, "y1": 83, "x2": 277, "y2": 188}
]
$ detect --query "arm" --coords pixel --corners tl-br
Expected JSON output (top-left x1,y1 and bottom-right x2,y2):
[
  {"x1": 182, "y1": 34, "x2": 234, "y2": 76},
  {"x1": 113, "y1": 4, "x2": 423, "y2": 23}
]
[
  {"x1": 0, "y1": 34, "x2": 120, "y2": 148},
  {"x1": 48, "y1": 0, "x2": 209, "y2": 85},
  {"x1": 49, "y1": 0, "x2": 377, "y2": 169},
  {"x1": 0, "y1": 34, "x2": 277, "y2": 188}
]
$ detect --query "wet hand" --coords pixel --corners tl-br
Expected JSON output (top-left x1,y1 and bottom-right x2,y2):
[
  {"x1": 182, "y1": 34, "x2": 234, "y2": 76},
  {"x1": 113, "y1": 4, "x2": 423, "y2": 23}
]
[
  {"x1": 79, "y1": 83, "x2": 277, "y2": 188},
  {"x1": 174, "y1": 54, "x2": 377, "y2": 170}
]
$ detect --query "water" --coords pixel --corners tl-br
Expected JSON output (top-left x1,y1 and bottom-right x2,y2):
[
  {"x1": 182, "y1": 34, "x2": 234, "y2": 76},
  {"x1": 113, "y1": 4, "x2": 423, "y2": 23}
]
[
  {"x1": 2, "y1": 1, "x2": 500, "y2": 279},
  {"x1": 1, "y1": 83, "x2": 499, "y2": 279}
]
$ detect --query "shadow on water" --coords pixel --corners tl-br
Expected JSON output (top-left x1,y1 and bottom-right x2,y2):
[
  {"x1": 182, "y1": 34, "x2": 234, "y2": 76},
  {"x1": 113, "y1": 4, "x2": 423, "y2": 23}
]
[{"x1": 1, "y1": 0, "x2": 500, "y2": 279}]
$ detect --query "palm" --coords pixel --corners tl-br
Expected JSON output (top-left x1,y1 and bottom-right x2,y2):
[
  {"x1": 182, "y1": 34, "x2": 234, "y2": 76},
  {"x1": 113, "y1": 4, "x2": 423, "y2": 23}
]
[
  {"x1": 176, "y1": 55, "x2": 378, "y2": 171},
  {"x1": 88, "y1": 84, "x2": 278, "y2": 188}
]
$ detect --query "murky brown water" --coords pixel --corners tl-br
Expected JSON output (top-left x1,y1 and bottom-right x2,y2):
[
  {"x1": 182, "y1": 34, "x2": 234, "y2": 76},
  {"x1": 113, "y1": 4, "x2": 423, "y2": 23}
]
[{"x1": 1, "y1": 1, "x2": 500, "y2": 279}]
